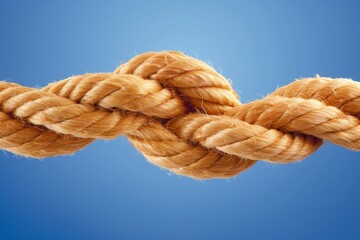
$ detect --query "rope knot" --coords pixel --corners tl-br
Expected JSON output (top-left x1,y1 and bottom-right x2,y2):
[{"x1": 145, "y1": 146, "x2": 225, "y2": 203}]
[{"x1": 1, "y1": 51, "x2": 359, "y2": 179}]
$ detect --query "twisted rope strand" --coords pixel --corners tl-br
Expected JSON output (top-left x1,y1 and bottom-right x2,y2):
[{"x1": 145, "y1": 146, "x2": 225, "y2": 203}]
[{"x1": 0, "y1": 51, "x2": 359, "y2": 179}]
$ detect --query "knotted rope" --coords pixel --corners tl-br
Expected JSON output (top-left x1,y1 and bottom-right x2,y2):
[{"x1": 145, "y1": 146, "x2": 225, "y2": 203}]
[{"x1": 1, "y1": 51, "x2": 359, "y2": 179}]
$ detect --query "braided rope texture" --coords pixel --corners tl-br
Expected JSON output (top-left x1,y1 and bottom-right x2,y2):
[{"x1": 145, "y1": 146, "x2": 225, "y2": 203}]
[{"x1": 1, "y1": 51, "x2": 359, "y2": 179}]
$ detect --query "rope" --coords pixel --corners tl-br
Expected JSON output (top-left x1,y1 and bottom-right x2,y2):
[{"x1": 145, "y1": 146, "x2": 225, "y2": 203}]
[{"x1": 1, "y1": 51, "x2": 359, "y2": 179}]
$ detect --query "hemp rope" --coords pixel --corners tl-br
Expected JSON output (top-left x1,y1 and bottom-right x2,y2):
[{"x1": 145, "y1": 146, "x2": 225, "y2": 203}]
[{"x1": 1, "y1": 51, "x2": 359, "y2": 179}]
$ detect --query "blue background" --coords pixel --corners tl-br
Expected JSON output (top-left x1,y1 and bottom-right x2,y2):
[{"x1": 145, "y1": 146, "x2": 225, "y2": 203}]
[{"x1": 1, "y1": 0, "x2": 360, "y2": 239}]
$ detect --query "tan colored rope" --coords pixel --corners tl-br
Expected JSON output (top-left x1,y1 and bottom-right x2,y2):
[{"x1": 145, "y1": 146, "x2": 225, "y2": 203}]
[{"x1": 1, "y1": 51, "x2": 359, "y2": 179}]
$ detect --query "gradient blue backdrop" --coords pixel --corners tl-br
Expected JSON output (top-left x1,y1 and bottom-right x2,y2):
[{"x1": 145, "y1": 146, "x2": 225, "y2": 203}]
[{"x1": 1, "y1": 0, "x2": 360, "y2": 239}]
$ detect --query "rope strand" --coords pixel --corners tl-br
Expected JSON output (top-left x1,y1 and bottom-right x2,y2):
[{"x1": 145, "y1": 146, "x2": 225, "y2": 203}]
[{"x1": 1, "y1": 51, "x2": 359, "y2": 179}]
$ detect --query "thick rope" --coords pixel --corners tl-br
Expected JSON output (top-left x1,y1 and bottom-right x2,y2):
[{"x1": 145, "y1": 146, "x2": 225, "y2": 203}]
[{"x1": 1, "y1": 51, "x2": 359, "y2": 179}]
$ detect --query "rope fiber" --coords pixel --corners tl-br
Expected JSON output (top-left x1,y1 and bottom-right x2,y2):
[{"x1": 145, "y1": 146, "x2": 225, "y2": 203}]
[{"x1": 1, "y1": 51, "x2": 359, "y2": 179}]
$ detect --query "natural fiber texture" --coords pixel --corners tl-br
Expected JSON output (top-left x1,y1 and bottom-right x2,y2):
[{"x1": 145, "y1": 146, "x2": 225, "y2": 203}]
[{"x1": 1, "y1": 51, "x2": 359, "y2": 179}]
